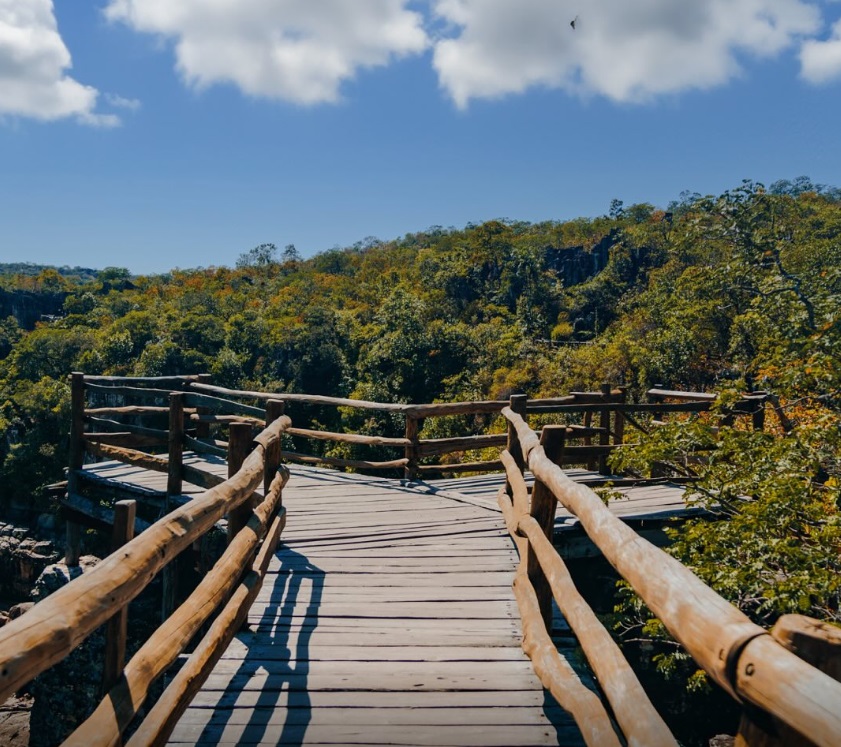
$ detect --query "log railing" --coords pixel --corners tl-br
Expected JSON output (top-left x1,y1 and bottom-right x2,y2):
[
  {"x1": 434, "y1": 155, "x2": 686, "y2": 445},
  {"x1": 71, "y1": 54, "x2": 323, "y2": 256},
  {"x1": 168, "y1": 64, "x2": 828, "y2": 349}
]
[
  {"x1": 500, "y1": 403, "x2": 841, "y2": 747},
  {"x1": 65, "y1": 374, "x2": 771, "y2": 502},
  {"x1": 186, "y1": 381, "x2": 765, "y2": 481},
  {"x1": 0, "y1": 373, "x2": 291, "y2": 746}
]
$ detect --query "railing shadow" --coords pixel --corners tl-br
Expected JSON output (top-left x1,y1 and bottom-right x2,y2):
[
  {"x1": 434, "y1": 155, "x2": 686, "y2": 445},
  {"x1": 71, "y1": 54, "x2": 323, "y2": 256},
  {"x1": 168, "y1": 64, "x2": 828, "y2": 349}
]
[{"x1": 196, "y1": 546, "x2": 324, "y2": 746}]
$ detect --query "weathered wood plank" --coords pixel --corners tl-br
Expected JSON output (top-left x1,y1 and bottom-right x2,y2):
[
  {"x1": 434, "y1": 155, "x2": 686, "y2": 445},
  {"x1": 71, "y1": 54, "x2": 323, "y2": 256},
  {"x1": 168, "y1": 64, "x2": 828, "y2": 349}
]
[
  {"x1": 176, "y1": 705, "x2": 566, "y2": 726},
  {"x1": 166, "y1": 458, "x2": 590, "y2": 747},
  {"x1": 169, "y1": 723, "x2": 566, "y2": 746}
]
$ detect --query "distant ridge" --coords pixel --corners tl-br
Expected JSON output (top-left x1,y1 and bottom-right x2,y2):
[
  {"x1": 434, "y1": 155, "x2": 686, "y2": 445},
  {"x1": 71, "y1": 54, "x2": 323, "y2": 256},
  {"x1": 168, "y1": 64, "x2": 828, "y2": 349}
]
[{"x1": 0, "y1": 263, "x2": 100, "y2": 281}]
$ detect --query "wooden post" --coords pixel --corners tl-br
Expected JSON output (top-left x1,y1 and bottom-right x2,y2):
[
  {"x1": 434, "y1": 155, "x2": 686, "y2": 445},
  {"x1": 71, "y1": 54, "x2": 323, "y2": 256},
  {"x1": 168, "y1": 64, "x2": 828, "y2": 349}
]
[
  {"x1": 102, "y1": 500, "x2": 136, "y2": 694},
  {"x1": 226, "y1": 422, "x2": 254, "y2": 544},
  {"x1": 527, "y1": 426, "x2": 566, "y2": 629},
  {"x1": 507, "y1": 394, "x2": 529, "y2": 477},
  {"x1": 614, "y1": 386, "x2": 627, "y2": 446},
  {"x1": 65, "y1": 372, "x2": 86, "y2": 567},
  {"x1": 64, "y1": 521, "x2": 82, "y2": 567},
  {"x1": 736, "y1": 614, "x2": 841, "y2": 746},
  {"x1": 264, "y1": 400, "x2": 284, "y2": 497},
  {"x1": 167, "y1": 393, "x2": 184, "y2": 497},
  {"x1": 69, "y1": 372, "x2": 86, "y2": 474},
  {"x1": 598, "y1": 382, "x2": 612, "y2": 475},
  {"x1": 404, "y1": 415, "x2": 419, "y2": 481},
  {"x1": 194, "y1": 373, "x2": 212, "y2": 440},
  {"x1": 163, "y1": 393, "x2": 185, "y2": 621},
  {"x1": 582, "y1": 407, "x2": 597, "y2": 471}
]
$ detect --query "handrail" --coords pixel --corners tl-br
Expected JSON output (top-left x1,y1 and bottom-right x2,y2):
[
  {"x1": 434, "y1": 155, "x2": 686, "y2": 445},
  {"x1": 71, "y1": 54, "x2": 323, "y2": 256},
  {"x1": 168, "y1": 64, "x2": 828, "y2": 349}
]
[
  {"x1": 127, "y1": 504, "x2": 288, "y2": 746},
  {"x1": 501, "y1": 405, "x2": 841, "y2": 747},
  {"x1": 497, "y1": 461, "x2": 674, "y2": 747},
  {"x1": 186, "y1": 379, "x2": 739, "y2": 479},
  {"x1": 70, "y1": 373, "x2": 766, "y2": 485},
  {"x1": 0, "y1": 412, "x2": 291, "y2": 704},
  {"x1": 65, "y1": 467, "x2": 290, "y2": 746},
  {"x1": 81, "y1": 374, "x2": 203, "y2": 385}
]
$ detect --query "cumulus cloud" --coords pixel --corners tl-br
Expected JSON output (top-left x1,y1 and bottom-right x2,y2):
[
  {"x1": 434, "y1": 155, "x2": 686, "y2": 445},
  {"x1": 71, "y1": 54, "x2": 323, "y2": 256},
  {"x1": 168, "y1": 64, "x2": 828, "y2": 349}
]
[
  {"x1": 800, "y1": 18, "x2": 841, "y2": 83},
  {"x1": 105, "y1": 92, "x2": 141, "y2": 111},
  {"x1": 0, "y1": 0, "x2": 117, "y2": 125},
  {"x1": 431, "y1": 0, "x2": 822, "y2": 107},
  {"x1": 104, "y1": 0, "x2": 428, "y2": 105}
]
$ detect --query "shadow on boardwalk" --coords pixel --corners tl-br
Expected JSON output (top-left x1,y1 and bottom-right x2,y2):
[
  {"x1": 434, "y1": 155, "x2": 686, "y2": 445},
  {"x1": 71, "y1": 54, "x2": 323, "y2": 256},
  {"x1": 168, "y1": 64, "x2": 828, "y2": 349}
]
[{"x1": 197, "y1": 547, "x2": 324, "y2": 746}]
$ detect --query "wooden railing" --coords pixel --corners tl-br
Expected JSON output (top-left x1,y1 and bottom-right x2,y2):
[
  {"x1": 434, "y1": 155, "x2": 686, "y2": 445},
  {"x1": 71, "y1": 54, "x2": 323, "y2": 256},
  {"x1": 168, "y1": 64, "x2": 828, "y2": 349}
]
[
  {"x1": 0, "y1": 373, "x2": 291, "y2": 747},
  {"x1": 0, "y1": 373, "x2": 796, "y2": 747},
  {"x1": 499, "y1": 404, "x2": 841, "y2": 747},
  {"x1": 187, "y1": 381, "x2": 771, "y2": 482}
]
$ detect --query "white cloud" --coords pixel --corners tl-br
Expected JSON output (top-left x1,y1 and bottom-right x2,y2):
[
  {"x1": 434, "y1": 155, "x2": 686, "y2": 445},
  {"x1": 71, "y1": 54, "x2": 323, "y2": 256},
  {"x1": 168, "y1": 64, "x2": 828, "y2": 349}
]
[
  {"x1": 0, "y1": 0, "x2": 117, "y2": 125},
  {"x1": 104, "y1": 0, "x2": 428, "y2": 105},
  {"x1": 105, "y1": 92, "x2": 141, "y2": 111},
  {"x1": 801, "y1": 18, "x2": 841, "y2": 82},
  {"x1": 431, "y1": 0, "x2": 822, "y2": 107}
]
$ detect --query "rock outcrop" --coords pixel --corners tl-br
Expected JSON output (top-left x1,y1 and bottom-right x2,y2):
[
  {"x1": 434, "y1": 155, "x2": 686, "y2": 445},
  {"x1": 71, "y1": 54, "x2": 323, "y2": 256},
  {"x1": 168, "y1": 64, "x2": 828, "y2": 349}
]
[
  {"x1": 0, "y1": 523, "x2": 60, "y2": 599},
  {"x1": 28, "y1": 556, "x2": 103, "y2": 747}
]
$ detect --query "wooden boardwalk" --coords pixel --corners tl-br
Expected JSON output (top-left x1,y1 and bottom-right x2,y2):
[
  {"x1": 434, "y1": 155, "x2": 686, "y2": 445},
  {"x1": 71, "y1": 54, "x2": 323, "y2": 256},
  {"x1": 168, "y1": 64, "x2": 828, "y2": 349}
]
[
  {"x1": 165, "y1": 467, "x2": 585, "y2": 747},
  {"x1": 78, "y1": 458, "x2": 689, "y2": 746}
]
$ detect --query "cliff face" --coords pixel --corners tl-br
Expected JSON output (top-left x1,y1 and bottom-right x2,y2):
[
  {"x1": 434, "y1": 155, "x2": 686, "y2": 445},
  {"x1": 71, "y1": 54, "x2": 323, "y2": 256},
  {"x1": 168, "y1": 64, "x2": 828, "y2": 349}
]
[
  {"x1": 0, "y1": 290, "x2": 67, "y2": 330},
  {"x1": 544, "y1": 230, "x2": 655, "y2": 289},
  {"x1": 544, "y1": 231, "x2": 616, "y2": 287}
]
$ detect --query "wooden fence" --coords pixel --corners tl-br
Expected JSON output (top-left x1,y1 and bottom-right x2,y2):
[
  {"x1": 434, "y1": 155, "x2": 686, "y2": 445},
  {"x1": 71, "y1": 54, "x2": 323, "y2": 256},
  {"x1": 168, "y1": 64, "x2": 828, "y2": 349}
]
[
  {"x1": 183, "y1": 380, "x2": 773, "y2": 482},
  {"x1": 0, "y1": 373, "x2": 291, "y2": 747},
  {"x1": 0, "y1": 372, "x2": 802, "y2": 746},
  {"x1": 499, "y1": 403, "x2": 841, "y2": 747}
]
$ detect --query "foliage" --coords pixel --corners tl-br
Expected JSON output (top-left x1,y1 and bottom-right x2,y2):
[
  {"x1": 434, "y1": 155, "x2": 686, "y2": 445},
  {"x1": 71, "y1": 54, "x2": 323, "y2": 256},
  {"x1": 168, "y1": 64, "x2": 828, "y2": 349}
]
[{"x1": 0, "y1": 184, "x2": 839, "y2": 702}]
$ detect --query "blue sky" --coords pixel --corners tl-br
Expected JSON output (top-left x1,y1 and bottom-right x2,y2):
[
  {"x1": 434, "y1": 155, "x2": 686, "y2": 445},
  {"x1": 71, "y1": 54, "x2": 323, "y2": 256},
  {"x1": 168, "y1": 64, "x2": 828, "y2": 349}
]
[{"x1": 1, "y1": 1, "x2": 841, "y2": 274}]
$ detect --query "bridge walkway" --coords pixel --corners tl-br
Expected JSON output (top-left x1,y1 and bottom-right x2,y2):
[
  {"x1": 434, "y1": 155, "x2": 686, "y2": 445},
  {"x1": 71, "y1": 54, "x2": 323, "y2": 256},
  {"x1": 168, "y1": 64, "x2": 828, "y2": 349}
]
[{"x1": 163, "y1": 466, "x2": 586, "y2": 746}]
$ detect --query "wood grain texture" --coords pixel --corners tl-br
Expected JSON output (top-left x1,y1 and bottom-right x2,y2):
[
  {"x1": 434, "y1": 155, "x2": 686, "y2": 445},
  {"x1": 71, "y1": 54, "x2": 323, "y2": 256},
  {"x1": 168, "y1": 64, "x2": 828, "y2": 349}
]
[
  {"x1": 0, "y1": 415, "x2": 290, "y2": 704},
  {"x1": 503, "y1": 407, "x2": 841, "y2": 747},
  {"x1": 65, "y1": 470, "x2": 289, "y2": 747},
  {"x1": 166, "y1": 464, "x2": 589, "y2": 747},
  {"x1": 518, "y1": 515, "x2": 675, "y2": 747}
]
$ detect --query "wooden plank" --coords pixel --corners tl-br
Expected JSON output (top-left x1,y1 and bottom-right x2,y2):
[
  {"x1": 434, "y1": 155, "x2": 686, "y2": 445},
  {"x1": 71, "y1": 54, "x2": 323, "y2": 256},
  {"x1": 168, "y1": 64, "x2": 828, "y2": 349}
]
[
  {"x1": 85, "y1": 416, "x2": 169, "y2": 439},
  {"x1": 243, "y1": 602, "x2": 518, "y2": 620},
  {"x1": 417, "y1": 460, "x2": 504, "y2": 474},
  {"x1": 196, "y1": 669, "x2": 551, "y2": 692},
  {"x1": 184, "y1": 392, "x2": 266, "y2": 419},
  {"x1": 176, "y1": 705, "x2": 567, "y2": 726},
  {"x1": 185, "y1": 689, "x2": 563, "y2": 711},
  {"x1": 168, "y1": 723, "x2": 566, "y2": 746},
  {"x1": 212, "y1": 643, "x2": 531, "y2": 662},
  {"x1": 252, "y1": 586, "x2": 516, "y2": 602},
  {"x1": 84, "y1": 374, "x2": 203, "y2": 386},
  {"x1": 417, "y1": 434, "x2": 507, "y2": 457},
  {"x1": 260, "y1": 576, "x2": 518, "y2": 589}
]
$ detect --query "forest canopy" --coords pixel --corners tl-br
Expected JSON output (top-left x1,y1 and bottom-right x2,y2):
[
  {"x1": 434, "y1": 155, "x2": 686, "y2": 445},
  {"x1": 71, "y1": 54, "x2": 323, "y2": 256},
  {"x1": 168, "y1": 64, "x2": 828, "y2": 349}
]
[
  {"x1": 1, "y1": 179, "x2": 838, "y2": 498},
  {"x1": 0, "y1": 181, "x2": 839, "y2": 690}
]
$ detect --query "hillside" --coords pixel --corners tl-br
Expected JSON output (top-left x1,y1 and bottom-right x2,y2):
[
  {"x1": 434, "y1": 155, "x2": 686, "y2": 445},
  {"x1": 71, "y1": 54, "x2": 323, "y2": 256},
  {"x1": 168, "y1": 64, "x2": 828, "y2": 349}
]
[
  {"x1": 0, "y1": 181, "x2": 839, "y2": 687},
  {"x1": 0, "y1": 179, "x2": 838, "y2": 488}
]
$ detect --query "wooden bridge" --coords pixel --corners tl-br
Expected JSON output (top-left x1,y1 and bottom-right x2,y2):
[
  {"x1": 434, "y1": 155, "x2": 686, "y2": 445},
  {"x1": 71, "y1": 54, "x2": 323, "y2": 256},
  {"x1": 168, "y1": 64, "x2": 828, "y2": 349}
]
[{"x1": 0, "y1": 374, "x2": 839, "y2": 747}]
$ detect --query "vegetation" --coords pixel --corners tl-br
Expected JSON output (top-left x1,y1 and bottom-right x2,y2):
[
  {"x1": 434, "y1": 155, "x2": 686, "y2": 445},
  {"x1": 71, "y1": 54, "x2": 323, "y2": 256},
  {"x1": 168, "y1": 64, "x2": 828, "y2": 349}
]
[{"x1": 0, "y1": 178, "x2": 839, "y2": 711}]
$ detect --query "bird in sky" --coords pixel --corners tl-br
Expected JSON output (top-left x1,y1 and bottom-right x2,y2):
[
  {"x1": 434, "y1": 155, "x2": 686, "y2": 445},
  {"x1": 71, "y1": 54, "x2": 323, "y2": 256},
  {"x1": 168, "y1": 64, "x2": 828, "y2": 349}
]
[{"x1": 570, "y1": 15, "x2": 579, "y2": 30}]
